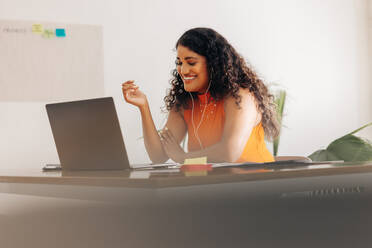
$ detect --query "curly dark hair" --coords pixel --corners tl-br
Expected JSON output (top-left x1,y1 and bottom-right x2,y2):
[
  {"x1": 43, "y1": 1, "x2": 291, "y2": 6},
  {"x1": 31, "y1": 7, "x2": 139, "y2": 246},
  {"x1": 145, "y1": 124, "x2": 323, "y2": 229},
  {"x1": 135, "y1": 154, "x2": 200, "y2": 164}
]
[{"x1": 164, "y1": 27, "x2": 279, "y2": 140}]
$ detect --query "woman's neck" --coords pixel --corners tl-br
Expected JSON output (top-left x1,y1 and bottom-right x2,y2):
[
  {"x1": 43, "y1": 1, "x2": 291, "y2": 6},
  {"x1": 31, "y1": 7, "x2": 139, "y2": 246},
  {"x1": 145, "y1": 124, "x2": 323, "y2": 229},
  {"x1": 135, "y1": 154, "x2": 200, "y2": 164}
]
[{"x1": 197, "y1": 92, "x2": 212, "y2": 104}]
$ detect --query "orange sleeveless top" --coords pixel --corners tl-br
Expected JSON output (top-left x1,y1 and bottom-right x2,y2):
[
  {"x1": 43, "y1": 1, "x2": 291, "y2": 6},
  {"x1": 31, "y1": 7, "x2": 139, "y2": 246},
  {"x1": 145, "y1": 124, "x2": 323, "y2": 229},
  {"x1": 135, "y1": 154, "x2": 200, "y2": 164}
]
[{"x1": 183, "y1": 93, "x2": 274, "y2": 163}]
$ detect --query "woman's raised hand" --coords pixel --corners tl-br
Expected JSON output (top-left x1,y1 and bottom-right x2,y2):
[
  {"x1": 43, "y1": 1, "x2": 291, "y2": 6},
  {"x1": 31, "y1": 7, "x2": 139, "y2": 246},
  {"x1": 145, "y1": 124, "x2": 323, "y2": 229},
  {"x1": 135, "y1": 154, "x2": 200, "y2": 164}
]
[{"x1": 122, "y1": 80, "x2": 148, "y2": 108}]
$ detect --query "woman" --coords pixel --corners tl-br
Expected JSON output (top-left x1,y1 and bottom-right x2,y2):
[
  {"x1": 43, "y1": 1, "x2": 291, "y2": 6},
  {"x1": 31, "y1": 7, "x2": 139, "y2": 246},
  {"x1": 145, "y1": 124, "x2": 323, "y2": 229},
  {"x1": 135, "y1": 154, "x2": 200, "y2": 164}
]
[{"x1": 122, "y1": 27, "x2": 279, "y2": 164}]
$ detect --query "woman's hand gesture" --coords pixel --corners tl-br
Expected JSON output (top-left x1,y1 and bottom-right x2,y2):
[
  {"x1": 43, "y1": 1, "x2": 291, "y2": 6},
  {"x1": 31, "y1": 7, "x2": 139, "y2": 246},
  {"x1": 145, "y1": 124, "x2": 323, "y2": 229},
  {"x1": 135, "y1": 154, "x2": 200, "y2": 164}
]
[{"x1": 122, "y1": 80, "x2": 148, "y2": 108}]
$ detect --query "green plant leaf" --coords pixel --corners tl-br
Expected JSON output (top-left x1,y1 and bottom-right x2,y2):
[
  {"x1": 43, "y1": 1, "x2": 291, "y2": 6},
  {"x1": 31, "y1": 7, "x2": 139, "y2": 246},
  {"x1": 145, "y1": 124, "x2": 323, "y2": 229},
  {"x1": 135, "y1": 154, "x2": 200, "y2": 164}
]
[
  {"x1": 308, "y1": 149, "x2": 340, "y2": 161},
  {"x1": 273, "y1": 136, "x2": 280, "y2": 157},
  {"x1": 309, "y1": 122, "x2": 372, "y2": 162},
  {"x1": 341, "y1": 122, "x2": 372, "y2": 137},
  {"x1": 327, "y1": 135, "x2": 372, "y2": 162},
  {"x1": 275, "y1": 90, "x2": 286, "y2": 122},
  {"x1": 273, "y1": 90, "x2": 286, "y2": 156}
]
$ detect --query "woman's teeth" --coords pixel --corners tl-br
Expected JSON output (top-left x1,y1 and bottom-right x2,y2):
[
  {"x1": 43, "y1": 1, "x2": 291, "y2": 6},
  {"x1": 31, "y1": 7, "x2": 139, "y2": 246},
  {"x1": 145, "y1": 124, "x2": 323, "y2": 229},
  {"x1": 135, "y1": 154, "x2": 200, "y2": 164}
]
[{"x1": 184, "y1": 76, "x2": 196, "y2": 80}]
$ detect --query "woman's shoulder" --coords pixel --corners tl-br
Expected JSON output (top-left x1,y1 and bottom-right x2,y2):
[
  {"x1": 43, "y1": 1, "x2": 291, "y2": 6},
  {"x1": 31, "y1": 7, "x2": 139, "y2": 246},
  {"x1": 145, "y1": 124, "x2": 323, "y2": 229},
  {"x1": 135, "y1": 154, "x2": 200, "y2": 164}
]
[
  {"x1": 223, "y1": 87, "x2": 261, "y2": 124},
  {"x1": 224, "y1": 87, "x2": 256, "y2": 107},
  {"x1": 170, "y1": 105, "x2": 186, "y2": 117}
]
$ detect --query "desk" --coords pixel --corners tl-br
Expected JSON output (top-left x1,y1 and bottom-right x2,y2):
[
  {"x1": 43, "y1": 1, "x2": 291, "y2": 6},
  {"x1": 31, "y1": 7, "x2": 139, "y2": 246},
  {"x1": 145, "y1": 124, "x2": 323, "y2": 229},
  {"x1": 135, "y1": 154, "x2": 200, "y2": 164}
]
[{"x1": 1, "y1": 162, "x2": 372, "y2": 248}]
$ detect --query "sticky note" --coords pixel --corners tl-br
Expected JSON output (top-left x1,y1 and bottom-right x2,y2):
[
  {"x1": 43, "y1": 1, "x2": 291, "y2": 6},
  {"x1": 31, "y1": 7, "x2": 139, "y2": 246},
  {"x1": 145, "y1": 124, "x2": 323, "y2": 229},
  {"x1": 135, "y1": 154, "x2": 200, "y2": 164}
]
[
  {"x1": 32, "y1": 24, "x2": 43, "y2": 34},
  {"x1": 184, "y1": 157, "x2": 207, "y2": 165},
  {"x1": 181, "y1": 164, "x2": 212, "y2": 172},
  {"x1": 184, "y1": 171, "x2": 208, "y2": 177},
  {"x1": 42, "y1": 29, "x2": 55, "y2": 39},
  {"x1": 55, "y1": 28, "x2": 66, "y2": 37}
]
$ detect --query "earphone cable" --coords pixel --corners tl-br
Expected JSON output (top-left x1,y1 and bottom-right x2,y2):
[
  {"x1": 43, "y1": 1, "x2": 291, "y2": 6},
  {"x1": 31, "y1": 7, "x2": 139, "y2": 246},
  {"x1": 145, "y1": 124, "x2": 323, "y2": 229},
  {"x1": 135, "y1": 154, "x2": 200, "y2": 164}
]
[{"x1": 189, "y1": 82, "x2": 211, "y2": 150}]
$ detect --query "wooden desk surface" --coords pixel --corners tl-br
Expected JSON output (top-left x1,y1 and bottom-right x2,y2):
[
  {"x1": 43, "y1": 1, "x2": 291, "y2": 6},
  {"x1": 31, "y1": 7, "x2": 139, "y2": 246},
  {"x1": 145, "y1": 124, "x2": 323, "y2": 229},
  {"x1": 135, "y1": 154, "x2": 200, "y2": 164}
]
[{"x1": 1, "y1": 161, "x2": 372, "y2": 188}]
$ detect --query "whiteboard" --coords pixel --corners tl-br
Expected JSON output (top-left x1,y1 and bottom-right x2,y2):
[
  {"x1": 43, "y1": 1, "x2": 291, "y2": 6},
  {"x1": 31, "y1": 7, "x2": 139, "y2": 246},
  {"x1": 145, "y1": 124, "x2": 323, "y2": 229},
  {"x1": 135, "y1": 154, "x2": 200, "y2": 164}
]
[{"x1": 0, "y1": 19, "x2": 104, "y2": 101}]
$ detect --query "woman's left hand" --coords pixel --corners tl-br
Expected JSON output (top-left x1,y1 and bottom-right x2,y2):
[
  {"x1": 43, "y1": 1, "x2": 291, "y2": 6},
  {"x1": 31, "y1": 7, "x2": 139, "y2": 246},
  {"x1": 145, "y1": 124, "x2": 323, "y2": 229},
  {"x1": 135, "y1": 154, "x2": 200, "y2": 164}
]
[{"x1": 159, "y1": 127, "x2": 186, "y2": 163}]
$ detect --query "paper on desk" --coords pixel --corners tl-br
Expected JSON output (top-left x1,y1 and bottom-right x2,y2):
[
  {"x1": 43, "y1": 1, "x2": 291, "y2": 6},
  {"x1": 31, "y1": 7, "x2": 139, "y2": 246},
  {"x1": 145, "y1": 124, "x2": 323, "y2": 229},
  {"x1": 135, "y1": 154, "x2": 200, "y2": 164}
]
[
  {"x1": 130, "y1": 168, "x2": 181, "y2": 179},
  {"x1": 131, "y1": 162, "x2": 180, "y2": 170},
  {"x1": 184, "y1": 157, "x2": 207, "y2": 164},
  {"x1": 212, "y1": 160, "x2": 345, "y2": 170},
  {"x1": 211, "y1": 162, "x2": 247, "y2": 168},
  {"x1": 129, "y1": 170, "x2": 150, "y2": 179}
]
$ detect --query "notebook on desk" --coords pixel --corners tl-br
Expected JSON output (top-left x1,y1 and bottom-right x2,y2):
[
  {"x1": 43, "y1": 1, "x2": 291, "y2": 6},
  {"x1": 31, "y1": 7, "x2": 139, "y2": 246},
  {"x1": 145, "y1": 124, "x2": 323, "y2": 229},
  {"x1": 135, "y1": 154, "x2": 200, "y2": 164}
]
[{"x1": 46, "y1": 97, "x2": 175, "y2": 171}]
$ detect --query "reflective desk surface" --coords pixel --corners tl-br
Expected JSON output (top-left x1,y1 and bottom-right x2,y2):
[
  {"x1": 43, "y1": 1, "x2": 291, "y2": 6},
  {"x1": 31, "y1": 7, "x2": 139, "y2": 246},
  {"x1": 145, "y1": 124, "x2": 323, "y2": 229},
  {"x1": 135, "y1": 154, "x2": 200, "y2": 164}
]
[
  {"x1": 1, "y1": 162, "x2": 372, "y2": 248},
  {"x1": 1, "y1": 161, "x2": 372, "y2": 188}
]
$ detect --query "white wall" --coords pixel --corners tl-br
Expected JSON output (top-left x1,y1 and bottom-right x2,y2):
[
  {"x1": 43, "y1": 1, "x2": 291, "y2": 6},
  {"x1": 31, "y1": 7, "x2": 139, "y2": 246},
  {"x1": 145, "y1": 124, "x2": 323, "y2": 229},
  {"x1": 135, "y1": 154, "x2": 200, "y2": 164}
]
[{"x1": 0, "y1": 0, "x2": 371, "y2": 167}]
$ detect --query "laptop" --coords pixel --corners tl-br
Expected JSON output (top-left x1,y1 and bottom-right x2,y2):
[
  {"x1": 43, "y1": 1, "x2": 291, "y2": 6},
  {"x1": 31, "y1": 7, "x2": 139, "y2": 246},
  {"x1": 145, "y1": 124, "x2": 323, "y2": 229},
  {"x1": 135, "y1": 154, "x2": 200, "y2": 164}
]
[{"x1": 46, "y1": 97, "x2": 172, "y2": 171}]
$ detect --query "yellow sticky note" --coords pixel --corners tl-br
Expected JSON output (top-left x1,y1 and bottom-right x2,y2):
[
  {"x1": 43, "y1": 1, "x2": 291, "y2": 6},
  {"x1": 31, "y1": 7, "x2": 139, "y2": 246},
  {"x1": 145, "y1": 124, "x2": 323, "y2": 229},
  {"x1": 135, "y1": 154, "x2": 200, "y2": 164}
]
[
  {"x1": 184, "y1": 171, "x2": 208, "y2": 177},
  {"x1": 32, "y1": 24, "x2": 43, "y2": 34},
  {"x1": 184, "y1": 157, "x2": 207, "y2": 165}
]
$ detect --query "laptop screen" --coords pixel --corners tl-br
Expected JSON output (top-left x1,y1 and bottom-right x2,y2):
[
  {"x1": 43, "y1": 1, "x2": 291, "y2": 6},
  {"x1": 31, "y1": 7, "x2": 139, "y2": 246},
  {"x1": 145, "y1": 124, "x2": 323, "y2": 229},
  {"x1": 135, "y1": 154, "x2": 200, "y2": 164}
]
[{"x1": 46, "y1": 97, "x2": 130, "y2": 170}]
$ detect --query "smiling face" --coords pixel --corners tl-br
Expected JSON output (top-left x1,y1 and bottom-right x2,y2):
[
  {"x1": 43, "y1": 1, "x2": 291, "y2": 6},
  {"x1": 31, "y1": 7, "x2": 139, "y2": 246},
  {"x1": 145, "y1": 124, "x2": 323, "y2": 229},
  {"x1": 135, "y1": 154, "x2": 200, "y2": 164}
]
[{"x1": 176, "y1": 45, "x2": 209, "y2": 93}]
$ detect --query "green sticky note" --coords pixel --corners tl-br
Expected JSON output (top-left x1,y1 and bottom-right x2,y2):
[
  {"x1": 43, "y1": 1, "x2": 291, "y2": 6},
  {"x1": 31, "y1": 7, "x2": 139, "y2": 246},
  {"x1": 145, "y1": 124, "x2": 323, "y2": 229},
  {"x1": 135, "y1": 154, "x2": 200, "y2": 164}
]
[
  {"x1": 32, "y1": 24, "x2": 43, "y2": 34},
  {"x1": 42, "y1": 29, "x2": 55, "y2": 39},
  {"x1": 56, "y1": 28, "x2": 66, "y2": 37}
]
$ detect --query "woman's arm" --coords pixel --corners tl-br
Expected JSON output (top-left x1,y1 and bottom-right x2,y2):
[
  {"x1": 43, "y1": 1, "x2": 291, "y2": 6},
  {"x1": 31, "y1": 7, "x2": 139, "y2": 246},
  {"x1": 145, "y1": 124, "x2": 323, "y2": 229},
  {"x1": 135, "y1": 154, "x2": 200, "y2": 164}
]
[
  {"x1": 122, "y1": 81, "x2": 187, "y2": 163},
  {"x1": 122, "y1": 81, "x2": 166, "y2": 163},
  {"x1": 138, "y1": 103, "x2": 168, "y2": 163},
  {"x1": 141, "y1": 105, "x2": 187, "y2": 163},
  {"x1": 161, "y1": 88, "x2": 260, "y2": 163}
]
